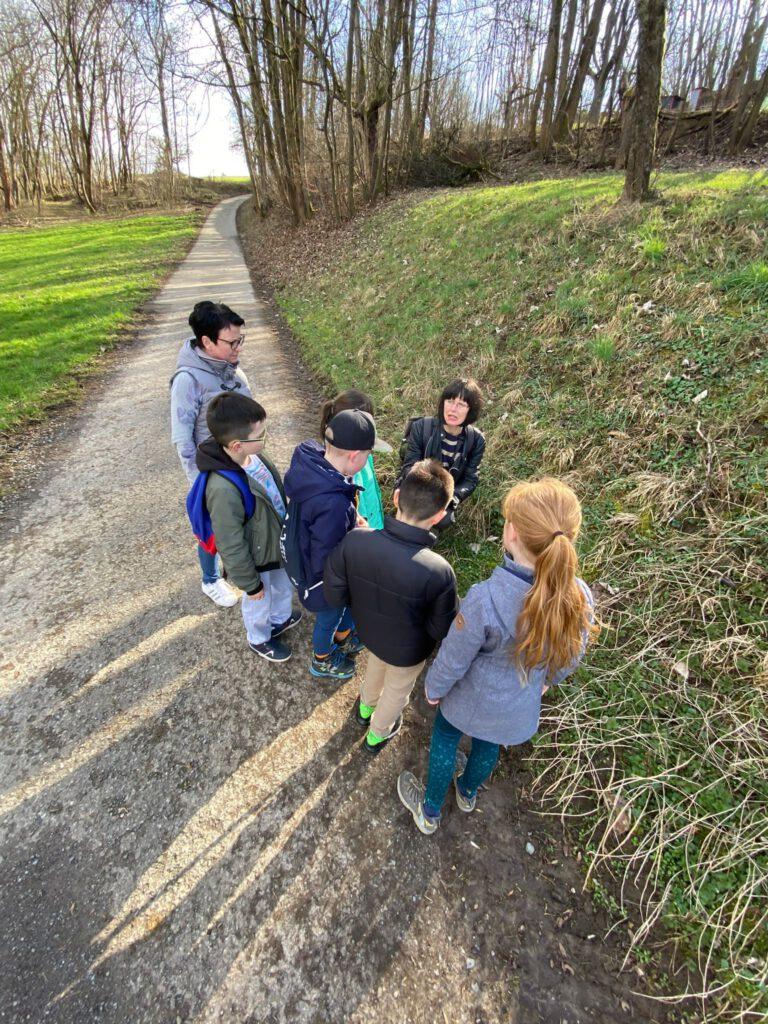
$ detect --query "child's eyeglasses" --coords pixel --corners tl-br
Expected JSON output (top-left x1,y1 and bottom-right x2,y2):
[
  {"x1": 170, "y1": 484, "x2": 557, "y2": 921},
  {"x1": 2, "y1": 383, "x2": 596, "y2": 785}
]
[{"x1": 237, "y1": 428, "x2": 268, "y2": 444}]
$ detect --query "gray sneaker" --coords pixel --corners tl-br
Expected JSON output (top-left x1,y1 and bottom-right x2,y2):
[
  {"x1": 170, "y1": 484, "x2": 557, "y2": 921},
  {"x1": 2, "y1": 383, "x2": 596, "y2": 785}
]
[
  {"x1": 454, "y1": 775, "x2": 477, "y2": 813},
  {"x1": 397, "y1": 771, "x2": 439, "y2": 835},
  {"x1": 453, "y1": 749, "x2": 476, "y2": 811}
]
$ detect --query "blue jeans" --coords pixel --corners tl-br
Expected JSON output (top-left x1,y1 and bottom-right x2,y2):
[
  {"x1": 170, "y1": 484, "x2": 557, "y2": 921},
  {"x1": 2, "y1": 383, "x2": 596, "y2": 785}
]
[
  {"x1": 313, "y1": 605, "x2": 354, "y2": 656},
  {"x1": 423, "y1": 708, "x2": 500, "y2": 819},
  {"x1": 197, "y1": 544, "x2": 219, "y2": 585}
]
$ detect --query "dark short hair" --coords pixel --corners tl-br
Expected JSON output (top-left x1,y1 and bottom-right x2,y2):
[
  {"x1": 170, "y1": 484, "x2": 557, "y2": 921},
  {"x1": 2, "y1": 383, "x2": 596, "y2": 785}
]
[
  {"x1": 437, "y1": 377, "x2": 483, "y2": 425},
  {"x1": 206, "y1": 393, "x2": 266, "y2": 446},
  {"x1": 189, "y1": 301, "x2": 244, "y2": 348},
  {"x1": 399, "y1": 459, "x2": 454, "y2": 521},
  {"x1": 319, "y1": 389, "x2": 374, "y2": 438}
]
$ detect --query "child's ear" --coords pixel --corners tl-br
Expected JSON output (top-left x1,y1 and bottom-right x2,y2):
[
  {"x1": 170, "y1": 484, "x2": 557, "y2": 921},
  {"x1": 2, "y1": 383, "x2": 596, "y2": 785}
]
[
  {"x1": 430, "y1": 508, "x2": 447, "y2": 527},
  {"x1": 393, "y1": 488, "x2": 400, "y2": 510}
]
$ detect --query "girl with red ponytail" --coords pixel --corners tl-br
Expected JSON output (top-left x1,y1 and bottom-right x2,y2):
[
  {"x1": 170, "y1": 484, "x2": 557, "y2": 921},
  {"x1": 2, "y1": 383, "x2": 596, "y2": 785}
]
[{"x1": 398, "y1": 477, "x2": 599, "y2": 834}]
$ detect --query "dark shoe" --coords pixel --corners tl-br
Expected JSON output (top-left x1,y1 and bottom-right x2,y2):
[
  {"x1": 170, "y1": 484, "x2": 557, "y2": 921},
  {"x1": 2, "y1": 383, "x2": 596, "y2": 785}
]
[
  {"x1": 363, "y1": 715, "x2": 402, "y2": 754},
  {"x1": 310, "y1": 649, "x2": 355, "y2": 681},
  {"x1": 249, "y1": 638, "x2": 292, "y2": 662},
  {"x1": 334, "y1": 631, "x2": 366, "y2": 658},
  {"x1": 354, "y1": 697, "x2": 375, "y2": 727},
  {"x1": 270, "y1": 610, "x2": 303, "y2": 639}
]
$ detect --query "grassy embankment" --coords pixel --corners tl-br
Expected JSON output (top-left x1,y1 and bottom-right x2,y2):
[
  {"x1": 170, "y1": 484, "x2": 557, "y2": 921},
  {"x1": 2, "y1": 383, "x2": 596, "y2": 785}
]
[
  {"x1": 275, "y1": 170, "x2": 767, "y2": 1022},
  {"x1": 0, "y1": 213, "x2": 201, "y2": 432}
]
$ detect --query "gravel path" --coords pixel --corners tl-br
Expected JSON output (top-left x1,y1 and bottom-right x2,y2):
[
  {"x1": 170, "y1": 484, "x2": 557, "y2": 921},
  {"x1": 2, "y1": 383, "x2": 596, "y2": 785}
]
[{"x1": 0, "y1": 197, "x2": 672, "y2": 1024}]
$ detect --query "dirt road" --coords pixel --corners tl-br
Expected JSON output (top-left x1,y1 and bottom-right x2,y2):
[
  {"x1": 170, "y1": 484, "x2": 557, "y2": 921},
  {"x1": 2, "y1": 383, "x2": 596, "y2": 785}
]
[{"x1": 0, "y1": 197, "x2": 671, "y2": 1024}]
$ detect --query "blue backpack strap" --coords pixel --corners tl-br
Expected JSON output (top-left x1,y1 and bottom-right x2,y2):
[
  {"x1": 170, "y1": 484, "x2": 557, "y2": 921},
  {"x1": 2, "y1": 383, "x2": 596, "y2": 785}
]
[
  {"x1": 186, "y1": 471, "x2": 215, "y2": 549},
  {"x1": 216, "y1": 469, "x2": 256, "y2": 520}
]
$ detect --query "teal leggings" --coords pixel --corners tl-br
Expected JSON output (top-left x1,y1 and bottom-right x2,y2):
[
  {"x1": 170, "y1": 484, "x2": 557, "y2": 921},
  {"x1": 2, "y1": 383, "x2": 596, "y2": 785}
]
[{"x1": 423, "y1": 708, "x2": 500, "y2": 819}]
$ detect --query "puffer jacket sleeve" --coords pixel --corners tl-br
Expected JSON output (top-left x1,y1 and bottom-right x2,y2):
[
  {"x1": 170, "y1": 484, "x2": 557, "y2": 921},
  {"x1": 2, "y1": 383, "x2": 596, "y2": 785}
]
[
  {"x1": 206, "y1": 479, "x2": 262, "y2": 594},
  {"x1": 455, "y1": 429, "x2": 486, "y2": 502},
  {"x1": 424, "y1": 568, "x2": 459, "y2": 642},
  {"x1": 425, "y1": 584, "x2": 487, "y2": 700},
  {"x1": 323, "y1": 535, "x2": 351, "y2": 609}
]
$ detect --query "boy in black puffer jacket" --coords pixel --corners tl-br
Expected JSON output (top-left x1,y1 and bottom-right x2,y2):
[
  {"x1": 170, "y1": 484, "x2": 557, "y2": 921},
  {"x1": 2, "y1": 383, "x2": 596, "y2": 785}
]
[{"x1": 324, "y1": 459, "x2": 458, "y2": 751}]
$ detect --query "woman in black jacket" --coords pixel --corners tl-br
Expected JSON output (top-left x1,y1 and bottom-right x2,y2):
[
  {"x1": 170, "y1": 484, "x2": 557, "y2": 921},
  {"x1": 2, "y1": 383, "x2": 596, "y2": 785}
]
[{"x1": 398, "y1": 378, "x2": 485, "y2": 528}]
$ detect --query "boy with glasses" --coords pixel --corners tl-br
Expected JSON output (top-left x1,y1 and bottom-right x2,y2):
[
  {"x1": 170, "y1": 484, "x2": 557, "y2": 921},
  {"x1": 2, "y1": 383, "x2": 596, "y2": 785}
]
[
  {"x1": 170, "y1": 301, "x2": 250, "y2": 608},
  {"x1": 191, "y1": 393, "x2": 300, "y2": 662}
]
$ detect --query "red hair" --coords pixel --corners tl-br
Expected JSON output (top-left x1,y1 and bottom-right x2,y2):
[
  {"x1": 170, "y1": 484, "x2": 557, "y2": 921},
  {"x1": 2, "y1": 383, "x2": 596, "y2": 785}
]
[{"x1": 504, "y1": 477, "x2": 598, "y2": 679}]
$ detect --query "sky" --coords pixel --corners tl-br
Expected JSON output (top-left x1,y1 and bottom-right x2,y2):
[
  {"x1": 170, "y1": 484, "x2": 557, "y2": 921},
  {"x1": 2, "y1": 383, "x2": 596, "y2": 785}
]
[
  {"x1": 182, "y1": 15, "x2": 250, "y2": 179},
  {"x1": 186, "y1": 84, "x2": 249, "y2": 178}
]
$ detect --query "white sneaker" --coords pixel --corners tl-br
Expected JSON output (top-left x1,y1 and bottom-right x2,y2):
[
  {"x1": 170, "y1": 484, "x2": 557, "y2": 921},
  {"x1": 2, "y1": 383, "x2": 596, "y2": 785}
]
[{"x1": 201, "y1": 579, "x2": 238, "y2": 608}]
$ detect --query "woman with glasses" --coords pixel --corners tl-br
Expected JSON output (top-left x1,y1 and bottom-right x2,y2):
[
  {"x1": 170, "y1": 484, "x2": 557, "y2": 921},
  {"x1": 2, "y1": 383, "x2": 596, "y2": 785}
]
[
  {"x1": 170, "y1": 300, "x2": 251, "y2": 607},
  {"x1": 397, "y1": 378, "x2": 485, "y2": 531}
]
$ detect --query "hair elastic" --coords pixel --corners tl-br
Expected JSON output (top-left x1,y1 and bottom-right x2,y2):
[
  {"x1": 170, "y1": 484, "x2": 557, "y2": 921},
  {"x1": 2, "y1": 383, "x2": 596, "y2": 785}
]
[{"x1": 552, "y1": 530, "x2": 565, "y2": 538}]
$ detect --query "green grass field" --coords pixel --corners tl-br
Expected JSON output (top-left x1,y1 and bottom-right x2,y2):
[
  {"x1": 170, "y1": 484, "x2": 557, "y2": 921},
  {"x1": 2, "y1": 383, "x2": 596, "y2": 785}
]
[
  {"x1": 0, "y1": 213, "x2": 201, "y2": 432},
  {"x1": 276, "y1": 169, "x2": 767, "y2": 1021}
]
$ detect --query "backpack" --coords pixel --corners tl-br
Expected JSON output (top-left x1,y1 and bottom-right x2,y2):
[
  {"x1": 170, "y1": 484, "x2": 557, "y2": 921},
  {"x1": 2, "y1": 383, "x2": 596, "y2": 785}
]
[
  {"x1": 186, "y1": 469, "x2": 256, "y2": 555},
  {"x1": 279, "y1": 498, "x2": 310, "y2": 596},
  {"x1": 399, "y1": 416, "x2": 438, "y2": 464}
]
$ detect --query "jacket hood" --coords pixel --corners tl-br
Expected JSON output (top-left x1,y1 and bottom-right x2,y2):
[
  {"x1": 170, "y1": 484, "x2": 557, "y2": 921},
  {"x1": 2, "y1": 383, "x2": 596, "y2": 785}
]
[
  {"x1": 487, "y1": 555, "x2": 535, "y2": 634},
  {"x1": 174, "y1": 339, "x2": 242, "y2": 382},
  {"x1": 196, "y1": 438, "x2": 245, "y2": 475},
  {"x1": 284, "y1": 440, "x2": 359, "y2": 503}
]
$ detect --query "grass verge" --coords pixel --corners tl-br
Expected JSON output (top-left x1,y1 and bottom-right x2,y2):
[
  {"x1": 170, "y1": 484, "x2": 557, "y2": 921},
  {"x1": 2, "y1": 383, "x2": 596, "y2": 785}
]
[
  {"x1": 269, "y1": 169, "x2": 767, "y2": 1022},
  {"x1": 0, "y1": 212, "x2": 201, "y2": 432}
]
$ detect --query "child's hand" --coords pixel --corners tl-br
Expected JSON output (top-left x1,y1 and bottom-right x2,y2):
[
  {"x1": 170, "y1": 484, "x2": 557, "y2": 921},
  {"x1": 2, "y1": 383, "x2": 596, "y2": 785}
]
[
  {"x1": 425, "y1": 695, "x2": 440, "y2": 706},
  {"x1": 248, "y1": 590, "x2": 265, "y2": 601},
  {"x1": 356, "y1": 513, "x2": 369, "y2": 528},
  {"x1": 542, "y1": 684, "x2": 550, "y2": 695}
]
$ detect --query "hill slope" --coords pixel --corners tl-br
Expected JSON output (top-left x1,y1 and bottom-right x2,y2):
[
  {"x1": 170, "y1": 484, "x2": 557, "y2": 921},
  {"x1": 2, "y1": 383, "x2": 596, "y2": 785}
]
[{"x1": 274, "y1": 170, "x2": 767, "y2": 1021}]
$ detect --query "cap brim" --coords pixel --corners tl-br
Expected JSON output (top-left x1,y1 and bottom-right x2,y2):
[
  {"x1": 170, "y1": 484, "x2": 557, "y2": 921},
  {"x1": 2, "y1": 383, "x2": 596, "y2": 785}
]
[{"x1": 373, "y1": 438, "x2": 394, "y2": 454}]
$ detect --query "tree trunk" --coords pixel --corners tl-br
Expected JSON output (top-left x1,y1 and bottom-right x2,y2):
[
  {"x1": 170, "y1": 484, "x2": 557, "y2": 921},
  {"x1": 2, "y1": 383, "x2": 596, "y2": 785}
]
[
  {"x1": 624, "y1": 0, "x2": 666, "y2": 201},
  {"x1": 532, "y1": 0, "x2": 563, "y2": 153},
  {"x1": 345, "y1": 0, "x2": 357, "y2": 216},
  {"x1": 417, "y1": 0, "x2": 439, "y2": 148}
]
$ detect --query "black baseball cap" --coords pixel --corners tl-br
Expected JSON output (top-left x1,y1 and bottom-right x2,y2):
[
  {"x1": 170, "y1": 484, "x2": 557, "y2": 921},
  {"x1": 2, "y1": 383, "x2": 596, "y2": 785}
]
[{"x1": 324, "y1": 409, "x2": 392, "y2": 453}]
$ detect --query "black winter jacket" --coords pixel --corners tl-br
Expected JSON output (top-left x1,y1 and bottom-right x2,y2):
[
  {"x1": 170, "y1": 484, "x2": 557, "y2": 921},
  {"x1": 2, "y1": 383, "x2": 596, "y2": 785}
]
[
  {"x1": 399, "y1": 417, "x2": 485, "y2": 502},
  {"x1": 323, "y1": 515, "x2": 458, "y2": 667}
]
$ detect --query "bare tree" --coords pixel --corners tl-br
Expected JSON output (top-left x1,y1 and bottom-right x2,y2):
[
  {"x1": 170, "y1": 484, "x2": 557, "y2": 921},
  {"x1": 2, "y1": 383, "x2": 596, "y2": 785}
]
[{"x1": 624, "y1": 0, "x2": 666, "y2": 200}]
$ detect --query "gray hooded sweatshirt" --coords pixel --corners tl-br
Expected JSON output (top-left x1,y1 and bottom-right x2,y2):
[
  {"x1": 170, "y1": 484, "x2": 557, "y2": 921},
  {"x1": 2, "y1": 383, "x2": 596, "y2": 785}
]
[
  {"x1": 425, "y1": 555, "x2": 592, "y2": 746},
  {"x1": 169, "y1": 339, "x2": 252, "y2": 484}
]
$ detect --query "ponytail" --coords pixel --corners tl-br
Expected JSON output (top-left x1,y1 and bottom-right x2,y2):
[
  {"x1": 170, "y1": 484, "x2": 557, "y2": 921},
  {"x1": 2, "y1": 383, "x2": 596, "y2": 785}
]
[
  {"x1": 503, "y1": 478, "x2": 598, "y2": 680},
  {"x1": 319, "y1": 389, "x2": 375, "y2": 439}
]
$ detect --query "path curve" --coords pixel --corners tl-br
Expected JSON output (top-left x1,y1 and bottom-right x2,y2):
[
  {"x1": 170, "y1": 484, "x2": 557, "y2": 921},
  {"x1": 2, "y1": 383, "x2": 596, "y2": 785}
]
[{"x1": 0, "y1": 198, "x2": 665, "y2": 1024}]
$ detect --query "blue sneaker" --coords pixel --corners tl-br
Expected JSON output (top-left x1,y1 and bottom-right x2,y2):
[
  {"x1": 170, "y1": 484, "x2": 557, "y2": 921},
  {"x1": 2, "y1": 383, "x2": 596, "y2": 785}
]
[
  {"x1": 310, "y1": 649, "x2": 355, "y2": 681},
  {"x1": 249, "y1": 638, "x2": 292, "y2": 662},
  {"x1": 270, "y1": 610, "x2": 303, "y2": 639}
]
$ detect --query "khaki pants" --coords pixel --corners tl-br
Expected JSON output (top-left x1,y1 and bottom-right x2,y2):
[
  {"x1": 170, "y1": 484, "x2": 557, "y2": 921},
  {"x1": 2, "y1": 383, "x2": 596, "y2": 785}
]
[{"x1": 361, "y1": 651, "x2": 426, "y2": 737}]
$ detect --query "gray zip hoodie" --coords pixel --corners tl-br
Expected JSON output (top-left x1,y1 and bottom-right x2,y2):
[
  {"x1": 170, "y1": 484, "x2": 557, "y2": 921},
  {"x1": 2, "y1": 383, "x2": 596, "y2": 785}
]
[
  {"x1": 425, "y1": 556, "x2": 593, "y2": 746},
  {"x1": 169, "y1": 339, "x2": 252, "y2": 484}
]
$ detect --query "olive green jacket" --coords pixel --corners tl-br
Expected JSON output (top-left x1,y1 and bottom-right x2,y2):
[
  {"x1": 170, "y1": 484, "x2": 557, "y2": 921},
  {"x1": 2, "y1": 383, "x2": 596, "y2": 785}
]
[{"x1": 205, "y1": 454, "x2": 286, "y2": 595}]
